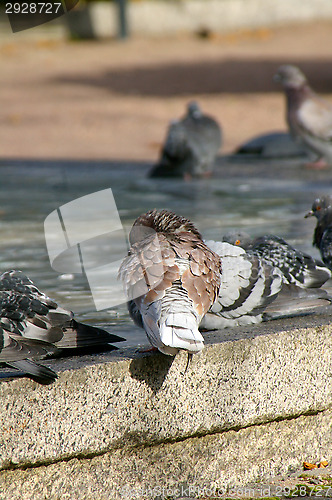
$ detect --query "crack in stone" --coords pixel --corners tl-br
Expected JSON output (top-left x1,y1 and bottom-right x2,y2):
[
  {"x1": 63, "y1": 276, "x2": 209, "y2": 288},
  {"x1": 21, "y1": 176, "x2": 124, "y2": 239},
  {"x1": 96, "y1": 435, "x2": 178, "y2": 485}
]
[{"x1": 1, "y1": 406, "x2": 330, "y2": 473}]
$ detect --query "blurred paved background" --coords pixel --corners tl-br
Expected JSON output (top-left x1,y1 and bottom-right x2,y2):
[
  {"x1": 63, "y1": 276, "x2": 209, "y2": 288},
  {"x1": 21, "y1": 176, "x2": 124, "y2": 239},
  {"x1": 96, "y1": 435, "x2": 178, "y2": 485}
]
[{"x1": 1, "y1": 10, "x2": 332, "y2": 163}]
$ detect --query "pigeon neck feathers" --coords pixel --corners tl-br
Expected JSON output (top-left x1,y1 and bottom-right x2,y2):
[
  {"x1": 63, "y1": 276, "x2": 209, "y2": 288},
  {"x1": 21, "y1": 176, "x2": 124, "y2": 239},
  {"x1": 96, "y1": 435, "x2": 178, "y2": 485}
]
[
  {"x1": 275, "y1": 64, "x2": 313, "y2": 108},
  {"x1": 285, "y1": 83, "x2": 313, "y2": 110}
]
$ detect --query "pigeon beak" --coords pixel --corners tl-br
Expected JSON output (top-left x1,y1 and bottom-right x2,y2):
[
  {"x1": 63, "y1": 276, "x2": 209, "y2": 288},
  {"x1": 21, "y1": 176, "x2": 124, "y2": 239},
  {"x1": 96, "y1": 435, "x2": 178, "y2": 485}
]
[
  {"x1": 304, "y1": 210, "x2": 314, "y2": 218},
  {"x1": 273, "y1": 73, "x2": 281, "y2": 83}
]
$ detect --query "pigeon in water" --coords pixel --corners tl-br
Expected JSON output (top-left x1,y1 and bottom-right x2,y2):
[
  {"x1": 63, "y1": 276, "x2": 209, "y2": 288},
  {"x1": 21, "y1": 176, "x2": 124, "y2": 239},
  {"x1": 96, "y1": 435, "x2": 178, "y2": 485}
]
[
  {"x1": 200, "y1": 240, "x2": 331, "y2": 330},
  {"x1": 222, "y1": 230, "x2": 331, "y2": 288},
  {"x1": 119, "y1": 209, "x2": 221, "y2": 355},
  {"x1": 0, "y1": 270, "x2": 125, "y2": 384},
  {"x1": 149, "y1": 101, "x2": 222, "y2": 178},
  {"x1": 305, "y1": 195, "x2": 332, "y2": 270},
  {"x1": 274, "y1": 65, "x2": 332, "y2": 167}
]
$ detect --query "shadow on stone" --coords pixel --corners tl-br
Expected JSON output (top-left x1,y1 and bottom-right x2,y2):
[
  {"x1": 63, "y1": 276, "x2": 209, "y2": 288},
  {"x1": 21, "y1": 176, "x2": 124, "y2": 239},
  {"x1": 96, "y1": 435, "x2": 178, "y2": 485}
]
[
  {"x1": 129, "y1": 352, "x2": 175, "y2": 392},
  {"x1": 51, "y1": 343, "x2": 120, "y2": 359}
]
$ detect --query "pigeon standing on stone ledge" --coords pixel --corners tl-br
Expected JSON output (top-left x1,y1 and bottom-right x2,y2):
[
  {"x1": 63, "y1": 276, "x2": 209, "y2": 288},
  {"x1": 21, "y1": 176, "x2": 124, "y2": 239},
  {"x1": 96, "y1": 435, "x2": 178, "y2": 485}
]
[
  {"x1": 305, "y1": 195, "x2": 332, "y2": 270},
  {"x1": 200, "y1": 240, "x2": 331, "y2": 330},
  {"x1": 274, "y1": 64, "x2": 332, "y2": 167},
  {"x1": 222, "y1": 231, "x2": 331, "y2": 288},
  {"x1": 121, "y1": 210, "x2": 331, "y2": 341},
  {"x1": 149, "y1": 101, "x2": 222, "y2": 178},
  {"x1": 119, "y1": 209, "x2": 221, "y2": 355},
  {"x1": 0, "y1": 271, "x2": 125, "y2": 384}
]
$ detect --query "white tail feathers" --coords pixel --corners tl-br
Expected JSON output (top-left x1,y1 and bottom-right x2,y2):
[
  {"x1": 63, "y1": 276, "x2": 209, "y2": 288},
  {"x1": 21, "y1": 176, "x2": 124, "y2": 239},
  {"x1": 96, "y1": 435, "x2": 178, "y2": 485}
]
[{"x1": 160, "y1": 313, "x2": 204, "y2": 354}]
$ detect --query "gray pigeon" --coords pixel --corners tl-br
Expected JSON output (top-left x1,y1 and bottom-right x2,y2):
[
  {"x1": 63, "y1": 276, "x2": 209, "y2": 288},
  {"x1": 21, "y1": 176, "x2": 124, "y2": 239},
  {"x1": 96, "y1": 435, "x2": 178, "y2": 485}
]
[
  {"x1": 274, "y1": 65, "x2": 332, "y2": 167},
  {"x1": 222, "y1": 230, "x2": 331, "y2": 288},
  {"x1": 0, "y1": 270, "x2": 125, "y2": 384},
  {"x1": 305, "y1": 195, "x2": 332, "y2": 270},
  {"x1": 200, "y1": 240, "x2": 331, "y2": 330},
  {"x1": 235, "y1": 132, "x2": 308, "y2": 159},
  {"x1": 149, "y1": 101, "x2": 222, "y2": 178}
]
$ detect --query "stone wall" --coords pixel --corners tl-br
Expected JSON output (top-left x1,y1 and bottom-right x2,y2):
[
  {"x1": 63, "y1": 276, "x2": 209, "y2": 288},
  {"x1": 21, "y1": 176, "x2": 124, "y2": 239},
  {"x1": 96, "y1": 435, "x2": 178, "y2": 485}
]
[{"x1": 1, "y1": 313, "x2": 332, "y2": 498}]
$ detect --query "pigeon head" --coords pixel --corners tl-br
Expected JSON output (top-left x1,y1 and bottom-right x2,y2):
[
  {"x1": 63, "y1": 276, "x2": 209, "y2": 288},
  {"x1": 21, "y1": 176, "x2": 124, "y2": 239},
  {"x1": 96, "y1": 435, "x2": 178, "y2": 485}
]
[
  {"x1": 129, "y1": 209, "x2": 202, "y2": 245},
  {"x1": 222, "y1": 230, "x2": 252, "y2": 250},
  {"x1": 305, "y1": 195, "x2": 332, "y2": 220},
  {"x1": 274, "y1": 65, "x2": 308, "y2": 89},
  {"x1": 187, "y1": 101, "x2": 202, "y2": 119}
]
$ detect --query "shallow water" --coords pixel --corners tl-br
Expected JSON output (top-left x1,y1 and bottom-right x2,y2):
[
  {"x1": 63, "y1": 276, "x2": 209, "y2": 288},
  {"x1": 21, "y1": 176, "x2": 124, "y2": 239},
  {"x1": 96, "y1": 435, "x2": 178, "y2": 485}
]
[{"x1": 1, "y1": 157, "x2": 332, "y2": 350}]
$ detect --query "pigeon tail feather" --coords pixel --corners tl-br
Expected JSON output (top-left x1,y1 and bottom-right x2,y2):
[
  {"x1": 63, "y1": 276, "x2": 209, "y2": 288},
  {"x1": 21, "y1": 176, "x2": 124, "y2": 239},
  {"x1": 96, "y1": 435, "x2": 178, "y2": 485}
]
[
  {"x1": 262, "y1": 284, "x2": 332, "y2": 320},
  {"x1": 55, "y1": 319, "x2": 126, "y2": 349},
  {"x1": 160, "y1": 323, "x2": 204, "y2": 354},
  {"x1": 7, "y1": 359, "x2": 58, "y2": 385}
]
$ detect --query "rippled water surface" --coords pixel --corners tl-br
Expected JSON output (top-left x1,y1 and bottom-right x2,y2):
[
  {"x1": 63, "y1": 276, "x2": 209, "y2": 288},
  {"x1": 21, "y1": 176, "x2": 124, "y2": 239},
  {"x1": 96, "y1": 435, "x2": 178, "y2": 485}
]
[{"x1": 1, "y1": 157, "x2": 332, "y2": 349}]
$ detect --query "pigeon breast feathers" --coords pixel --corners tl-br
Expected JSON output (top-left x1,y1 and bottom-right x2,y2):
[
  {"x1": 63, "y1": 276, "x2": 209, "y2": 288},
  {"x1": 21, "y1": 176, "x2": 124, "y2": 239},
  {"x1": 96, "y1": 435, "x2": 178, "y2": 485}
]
[{"x1": 298, "y1": 98, "x2": 332, "y2": 141}]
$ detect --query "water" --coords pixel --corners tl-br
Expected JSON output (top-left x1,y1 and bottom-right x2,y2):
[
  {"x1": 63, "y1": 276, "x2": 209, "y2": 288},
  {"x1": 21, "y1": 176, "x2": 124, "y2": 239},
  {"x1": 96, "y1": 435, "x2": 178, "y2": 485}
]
[{"x1": 1, "y1": 157, "x2": 332, "y2": 350}]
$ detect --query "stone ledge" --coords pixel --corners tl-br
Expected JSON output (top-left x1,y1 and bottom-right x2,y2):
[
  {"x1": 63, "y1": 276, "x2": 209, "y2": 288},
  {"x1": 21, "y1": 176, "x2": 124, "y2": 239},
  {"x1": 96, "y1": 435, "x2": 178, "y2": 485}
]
[
  {"x1": 1, "y1": 312, "x2": 332, "y2": 472},
  {"x1": 1, "y1": 409, "x2": 332, "y2": 499}
]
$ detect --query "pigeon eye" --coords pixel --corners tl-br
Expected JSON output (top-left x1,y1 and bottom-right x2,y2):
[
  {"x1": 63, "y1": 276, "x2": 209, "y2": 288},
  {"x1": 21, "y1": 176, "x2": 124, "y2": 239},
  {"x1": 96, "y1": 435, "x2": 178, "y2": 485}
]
[
  {"x1": 235, "y1": 239, "x2": 241, "y2": 245},
  {"x1": 316, "y1": 205, "x2": 321, "y2": 211}
]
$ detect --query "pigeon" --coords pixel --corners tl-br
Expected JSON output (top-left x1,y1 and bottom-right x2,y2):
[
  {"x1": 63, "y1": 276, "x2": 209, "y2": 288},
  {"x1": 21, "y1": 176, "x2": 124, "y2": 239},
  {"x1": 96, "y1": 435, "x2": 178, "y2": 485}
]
[
  {"x1": 121, "y1": 211, "x2": 331, "y2": 340},
  {"x1": 222, "y1": 231, "x2": 331, "y2": 288},
  {"x1": 274, "y1": 64, "x2": 332, "y2": 167},
  {"x1": 0, "y1": 270, "x2": 125, "y2": 384},
  {"x1": 119, "y1": 209, "x2": 221, "y2": 355},
  {"x1": 235, "y1": 132, "x2": 308, "y2": 159},
  {"x1": 149, "y1": 101, "x2": 222, "y2": 178},
  {"x1": 305, "y1": 195, "x2": 332, "y2": 270},
  {"x1": 200, "y1": 240, "x2": 331, "y2": 330}
]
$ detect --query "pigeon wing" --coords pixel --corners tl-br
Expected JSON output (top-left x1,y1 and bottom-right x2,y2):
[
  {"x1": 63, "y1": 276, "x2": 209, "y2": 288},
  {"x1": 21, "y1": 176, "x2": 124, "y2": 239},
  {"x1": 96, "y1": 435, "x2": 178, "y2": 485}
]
[
  {"x1": 251, "y1": 235, "x2": 331, "y2": 287},
  {"x1": 0, "y1": 270, "x2": 125, "y2": 348},
  {"x1": 201, "y1": 241, "x2": 283, "y2": 329}
]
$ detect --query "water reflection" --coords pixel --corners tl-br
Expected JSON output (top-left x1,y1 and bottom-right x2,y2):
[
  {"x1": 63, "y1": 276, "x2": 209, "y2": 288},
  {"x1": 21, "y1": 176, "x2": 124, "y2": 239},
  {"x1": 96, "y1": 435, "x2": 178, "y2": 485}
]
[{"x1": 1, "y1": 158, "x2": 332, "y2": 349}]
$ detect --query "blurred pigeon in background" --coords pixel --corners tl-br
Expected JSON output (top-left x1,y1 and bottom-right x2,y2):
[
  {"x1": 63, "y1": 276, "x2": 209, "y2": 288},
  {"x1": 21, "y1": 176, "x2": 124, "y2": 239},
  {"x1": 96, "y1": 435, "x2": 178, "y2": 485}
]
[
  {"x1": 234, "y1": 132, "x2": 308, "y2": 159},
  {"x1": 305, "y1": 195, "x2": 332, "y2": 270},
  {"x1": 0, "y1": 270, "x2": 125, "y2": 384},
  {"x1": 274, "y1": 65, "x2": 332, "y2": 167},
  {"x1": 149, "y1": 101, "x2": 222, "y2": 178},
  {"x1": 222, "y1": 231, "x2": 331, "y2": 288}
]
